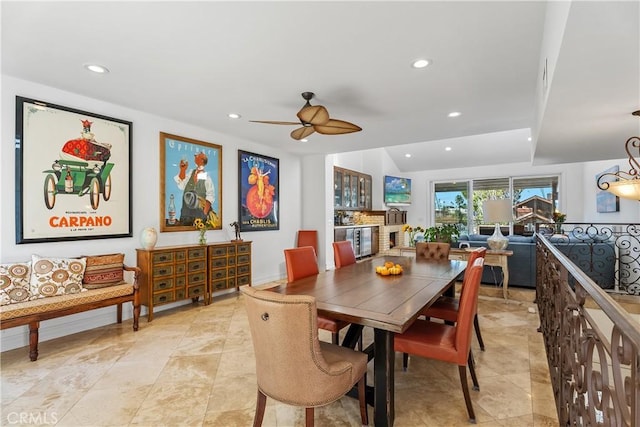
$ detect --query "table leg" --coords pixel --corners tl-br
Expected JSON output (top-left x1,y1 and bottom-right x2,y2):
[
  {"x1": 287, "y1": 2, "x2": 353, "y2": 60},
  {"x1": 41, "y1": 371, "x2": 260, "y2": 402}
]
[
  {"x1": 501, "y1": 257, "x2": 509, "y2": 299},
  {"x1": 373, "y1": 328, "x2": 395, "y2": 427}
]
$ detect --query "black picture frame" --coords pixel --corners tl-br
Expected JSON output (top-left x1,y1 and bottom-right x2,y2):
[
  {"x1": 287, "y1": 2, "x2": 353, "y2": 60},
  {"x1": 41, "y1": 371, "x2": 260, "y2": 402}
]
[
  {"x1": 238, "y1": 150, "x2": 279, "y2": 232},
  {"x1": 15, "y1": 96, "x2": 133, "y2": 244}
]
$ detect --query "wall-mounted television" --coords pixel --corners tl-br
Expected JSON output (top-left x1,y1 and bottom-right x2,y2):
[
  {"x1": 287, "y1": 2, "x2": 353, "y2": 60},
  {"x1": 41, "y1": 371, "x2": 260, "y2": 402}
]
[{"x1": 384, "y1": 175, "x2": 411, "y2": 205}]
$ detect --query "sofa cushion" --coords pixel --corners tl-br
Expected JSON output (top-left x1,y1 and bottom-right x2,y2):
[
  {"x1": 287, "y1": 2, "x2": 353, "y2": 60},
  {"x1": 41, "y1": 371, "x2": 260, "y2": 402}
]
[
  {"x1": 508, "y1": 235, "x2": 535, "y2": 243},
  {"x1": 0, "y1": 262, "x2": 33, "y2": 305},
  {"x1": 0, "y1": 283, "x2": 134, "y2": 321},
  {"x1": 30, "y1": 255, "x2": 87, "y2": 298},
  {"x1": 83, "y1": 253, "x2": 125, "y2": 289}
]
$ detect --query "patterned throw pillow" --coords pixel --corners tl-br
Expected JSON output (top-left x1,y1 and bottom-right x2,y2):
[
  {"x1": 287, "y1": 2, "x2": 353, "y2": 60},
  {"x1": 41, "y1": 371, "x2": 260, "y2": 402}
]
[
  {"x1": 0, "y1": 262, "x2": 33, "y2": 305},
  {"x1": 29, "y1": 255, "x2": 87, "y2": 298},
  {"x1": 82, "y1": 253, "x2": 125, "y2": 289}
]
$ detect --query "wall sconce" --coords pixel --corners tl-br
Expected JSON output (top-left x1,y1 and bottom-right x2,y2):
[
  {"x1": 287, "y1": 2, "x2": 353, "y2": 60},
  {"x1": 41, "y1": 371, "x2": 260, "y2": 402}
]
[{"x1": 597, "y1": 135, "x2": 640, "y2": 201}]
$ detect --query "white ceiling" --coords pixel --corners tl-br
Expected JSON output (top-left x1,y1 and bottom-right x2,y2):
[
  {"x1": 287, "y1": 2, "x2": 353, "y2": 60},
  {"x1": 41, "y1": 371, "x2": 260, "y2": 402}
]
[{"x1": 2, "y1": 1, "x2": 638, "y2": 172}]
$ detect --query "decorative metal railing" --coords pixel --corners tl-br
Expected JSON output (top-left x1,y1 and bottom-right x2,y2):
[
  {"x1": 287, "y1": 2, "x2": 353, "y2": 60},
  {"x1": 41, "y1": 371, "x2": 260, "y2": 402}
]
[
  {"x1": 536, "y1": 235, "x2": 640, "y2": 426},
  {"x1": 538, "y1": 223, "x2": 640, "y2": 295}
]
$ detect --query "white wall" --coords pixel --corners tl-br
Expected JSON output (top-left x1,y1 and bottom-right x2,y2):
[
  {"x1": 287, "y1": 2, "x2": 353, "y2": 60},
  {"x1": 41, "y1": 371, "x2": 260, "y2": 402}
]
[{"x1": 1, "y1": 76, "x2": 303, "y2": 351}]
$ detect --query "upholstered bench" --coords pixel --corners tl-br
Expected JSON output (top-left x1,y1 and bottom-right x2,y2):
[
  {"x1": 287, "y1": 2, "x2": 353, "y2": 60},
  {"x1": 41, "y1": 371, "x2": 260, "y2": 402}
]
[{"x1": 0, "y1": 254, "x2": 140, "y2": 361}]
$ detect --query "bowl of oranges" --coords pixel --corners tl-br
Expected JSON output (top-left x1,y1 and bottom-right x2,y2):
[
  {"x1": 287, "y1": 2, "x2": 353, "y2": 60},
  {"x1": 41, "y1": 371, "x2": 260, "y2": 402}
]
[{"x1": 375, "y1": 261, "x2": 404, "y2": 275}]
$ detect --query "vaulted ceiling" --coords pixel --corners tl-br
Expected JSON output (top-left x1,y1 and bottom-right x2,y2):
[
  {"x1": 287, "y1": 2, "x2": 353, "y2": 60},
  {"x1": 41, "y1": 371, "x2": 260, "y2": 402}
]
[{"x1": 2, "y1": 1, "x2": 638, "y2": 172}]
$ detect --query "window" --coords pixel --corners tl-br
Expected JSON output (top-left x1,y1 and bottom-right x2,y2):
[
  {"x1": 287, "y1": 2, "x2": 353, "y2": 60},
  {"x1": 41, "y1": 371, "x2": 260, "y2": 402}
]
[
  {"x1": 513, "y1": 176, "x2": 559, "y2": 233},
  {"x1": 434, "y1": 181, "x2": 469, "y2": 234},
  {"x1": 432, "y1": 175, "x2": 559, "y2": 235}
]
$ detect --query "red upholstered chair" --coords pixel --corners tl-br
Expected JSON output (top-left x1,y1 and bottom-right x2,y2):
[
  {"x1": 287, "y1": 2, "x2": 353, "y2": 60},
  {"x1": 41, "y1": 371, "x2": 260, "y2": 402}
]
[
  {"x1": 395, "y1": 258, "x2": 485, "y2": 423},
  {"x1": 332, "y1": 241, "x2": 357, "y2": 268},
  {"x1": 422, "y1": 246, "x2": 487, "y2": 351},
  {"x1": 331, "y1": 241, "x2": 363, "y2": 350},
  {"x1": 415, "y1": 242, "x2": 451, "y2": 260},
  {"x1": 296, "y1": 230, "x2": 318, "y2": 255},
  {"x1": 284, "y1": 247, "x2": 350, "y2": 345},
  {"x1": 242, "y1": 286, "x2": 368, "y2": 427}
]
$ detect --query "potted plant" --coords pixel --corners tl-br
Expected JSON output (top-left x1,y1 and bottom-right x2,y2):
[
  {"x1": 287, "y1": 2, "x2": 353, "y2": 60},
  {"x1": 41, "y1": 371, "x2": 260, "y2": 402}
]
[{"x1": 423, "y1": 224, "x2": 460, "y2": 244}]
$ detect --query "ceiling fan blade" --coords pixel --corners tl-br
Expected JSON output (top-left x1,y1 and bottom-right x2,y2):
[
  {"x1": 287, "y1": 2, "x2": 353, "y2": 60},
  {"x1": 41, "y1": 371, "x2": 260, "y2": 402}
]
[
  {"x1": 291, "y1": 126, "x2": 316, "y2": 140},
  {"x1": 297, "y1": 105, "x2": 330, "y2": 126},
  {"x1": 249, "y1": 120, "x2": 300, "y2": 125},
  {"x1": 314, "y1": 119, "x2": 362, "y2": 135}
]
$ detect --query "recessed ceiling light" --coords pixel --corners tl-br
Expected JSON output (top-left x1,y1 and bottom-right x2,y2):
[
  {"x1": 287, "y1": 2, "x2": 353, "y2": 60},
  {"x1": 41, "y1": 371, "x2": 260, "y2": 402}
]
[
  {"x1": 300, "y1": 138, "x2": 308, "y2": 142},
  {"x1": 84, "y1": 63, "x2": 109, "y2": 74},
  {"x1": 412, "y1": 59, "x2": 431, "y2": 69},
  {"x1": 445, "y1": 147, "x2": 452, "y2": 151},
  {"x1": 228, "y1": 113, "x2": 241, "y2": 119},
  {"x1": 448, "y1": 112, "x2": 461, "y2": 118},
  {"x1": 527, "y1": 136, "x2": 532, "y2": 141},
  {"x1": 405, "y1": 153, "x2": 412, "y2": 158}
]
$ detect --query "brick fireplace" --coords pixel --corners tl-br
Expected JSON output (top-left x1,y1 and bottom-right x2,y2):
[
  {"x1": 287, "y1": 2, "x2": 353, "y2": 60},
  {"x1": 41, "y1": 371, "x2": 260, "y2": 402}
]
[{"x1": 379, "y1": 225, "x2": 406, "y2": 253}]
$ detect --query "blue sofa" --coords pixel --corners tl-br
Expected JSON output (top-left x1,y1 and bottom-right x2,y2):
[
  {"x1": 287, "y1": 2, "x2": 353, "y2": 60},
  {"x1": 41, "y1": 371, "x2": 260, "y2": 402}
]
[
  {"x1": 458, "y1": 234, "x2": 536, "y2": 288},
  {"x1": 458, "y1": 233, "x2": 616, "y2": 290}
]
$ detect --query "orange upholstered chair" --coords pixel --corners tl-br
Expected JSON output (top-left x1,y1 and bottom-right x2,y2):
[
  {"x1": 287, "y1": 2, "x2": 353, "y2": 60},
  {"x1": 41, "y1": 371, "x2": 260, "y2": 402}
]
[
  {"x1": 296, "y1": 230, "x2": 318, "y2": 255},
  {"x1": 331, "y1": 240, "x2": 363, "y2": 350},
  {"x1": 332, "y1": 241, "x2": 357, "y2": 268},
  {"x1": 395, "y1": 258, "x2": 485, "y2": 423},
  {"x1": 242, "y1": 286, "x2": 368, "y2": 427},
  {"x1": 284, "y1": 247, "x2": 350, "y2": 345},
  {"x1": 415, "y1": 242, "x2": 451, "y2": 260},
  {"x1": 422, "y1": 246, "x2": 487, "y2": 350}
]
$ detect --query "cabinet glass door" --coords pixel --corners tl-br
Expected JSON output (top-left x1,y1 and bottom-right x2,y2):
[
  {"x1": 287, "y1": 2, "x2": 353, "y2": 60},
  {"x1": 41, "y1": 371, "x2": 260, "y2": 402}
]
[
  {"x1": 343, "y1": 174, "x2": 351, "y2": 207},
  {"x1": 334, "y1": 169, "x2": 343, "y2": 208},
  {"x1": 350, "y1": 174, "x2": 358, "y2": 208},
  {"x1": 365, "y1": 177, "x2": 372, "y2": 210},
  {"x1": 358, "y1": 176, "x2": 366, "y2": 208}
]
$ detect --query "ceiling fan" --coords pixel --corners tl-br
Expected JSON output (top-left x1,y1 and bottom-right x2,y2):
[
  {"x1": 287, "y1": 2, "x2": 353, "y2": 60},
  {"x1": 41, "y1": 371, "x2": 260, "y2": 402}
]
[{"x1": 250, "y1": 92, "x2": 362, "y2": 140}]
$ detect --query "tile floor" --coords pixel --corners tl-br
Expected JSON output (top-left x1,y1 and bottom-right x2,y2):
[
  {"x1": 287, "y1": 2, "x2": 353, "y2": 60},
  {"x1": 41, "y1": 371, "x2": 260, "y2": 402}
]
[{"x1": 1, "y1": 283, "x2": 559, "y2": 426}]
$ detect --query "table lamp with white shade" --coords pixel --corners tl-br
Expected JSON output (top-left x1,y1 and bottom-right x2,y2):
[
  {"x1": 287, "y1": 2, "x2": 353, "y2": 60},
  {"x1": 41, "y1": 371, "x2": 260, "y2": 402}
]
[{"x1": 482, "y1": 198, "x2": 513, "y2": 250}]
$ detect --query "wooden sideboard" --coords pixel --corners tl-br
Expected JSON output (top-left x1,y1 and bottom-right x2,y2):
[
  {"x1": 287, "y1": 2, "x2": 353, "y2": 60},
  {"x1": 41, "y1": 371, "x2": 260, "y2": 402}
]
[{"x1": 137, "y1": 241, "x2": 252, "y2": 321}]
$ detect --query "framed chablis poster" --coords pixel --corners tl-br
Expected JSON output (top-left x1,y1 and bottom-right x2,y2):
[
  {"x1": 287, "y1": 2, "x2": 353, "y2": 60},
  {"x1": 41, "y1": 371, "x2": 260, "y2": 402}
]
[
  {"x1": 159, "y1": 132, "x2": 222, "y2": 232},
  {"x1": 238, "y1": 150, "x2": 279, "y2": 232},
  {"x1": 15, "y1": 96, "x2": 132, "y2": 244}
]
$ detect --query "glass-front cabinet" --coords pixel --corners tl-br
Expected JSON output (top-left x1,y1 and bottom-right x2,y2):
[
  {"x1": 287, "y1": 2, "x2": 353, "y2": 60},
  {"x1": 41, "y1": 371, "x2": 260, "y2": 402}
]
[{"x1": 334, "y1": 166, "x2": 372, "y2": 210}]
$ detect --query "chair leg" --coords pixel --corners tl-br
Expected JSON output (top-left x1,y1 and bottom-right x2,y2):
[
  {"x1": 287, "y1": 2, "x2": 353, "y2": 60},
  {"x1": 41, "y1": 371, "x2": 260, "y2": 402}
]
[
  {"x1": 458, "y1": 365, "x2": 476, "y2": 423},
  {"x1": 358, "y1": 375, "x2": 369, "y2": 425},
  {"x1": 332, "y1": 332, "x2": 339, "y2": 345},
  {"x1": 402, "y1": 353, "x2": 409, "y2": 371},
  {"x1": 305, "y1": 407, "x2": 314, "y2": 427},
  {"x1": 468, "y1": 351, "x2": 480, "y2": 391},
  {"x1": 473, "y1": 314, "x2": 485, "y2": 351},
  {"x1": 253, "y1": 389, "x2": 267, "y2": 427}
]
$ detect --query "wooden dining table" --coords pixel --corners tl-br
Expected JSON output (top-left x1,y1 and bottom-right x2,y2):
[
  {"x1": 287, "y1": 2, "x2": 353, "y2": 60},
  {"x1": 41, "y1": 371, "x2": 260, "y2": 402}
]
[{"x1": 268, "y1": 255, "x2": 467, "y2": 427}]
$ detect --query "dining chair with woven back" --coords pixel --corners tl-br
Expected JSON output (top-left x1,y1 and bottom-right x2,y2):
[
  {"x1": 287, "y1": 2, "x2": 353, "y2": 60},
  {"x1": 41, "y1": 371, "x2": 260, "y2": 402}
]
[
  {"x1": 394, "y1": 257, "x2": 485, "y2": 423},
  {"x1": 284, "y1": 246, "x2": 350, "y2": 345},
  {"x1": 242, "y1": 286, "x2": 368, "y2": 427},
  {"x1": 422, "y1": 246, "x2": 487, "y2": 351}
]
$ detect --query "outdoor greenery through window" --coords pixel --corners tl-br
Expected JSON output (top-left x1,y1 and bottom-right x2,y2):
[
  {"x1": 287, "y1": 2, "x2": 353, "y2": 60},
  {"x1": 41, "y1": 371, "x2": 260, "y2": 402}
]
[{"x1": 433, "y1": 175, "x2": 559, "y2": 235}]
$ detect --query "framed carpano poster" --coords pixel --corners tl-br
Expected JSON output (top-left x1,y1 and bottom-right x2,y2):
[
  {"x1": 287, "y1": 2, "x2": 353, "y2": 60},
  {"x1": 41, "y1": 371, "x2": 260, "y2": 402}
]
[
  {"x1": 596, "y1": 165, "x2": 620, "y2": 213},
  {"x1": 238, "y1": 150, "x2": 279, "y2": 232},
  {"x1": 15, "y1": 96, "x2": 132, "y2": 244},
  {"x1": 159, "y1": 132, "x2": 222, "y2": 232}
]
